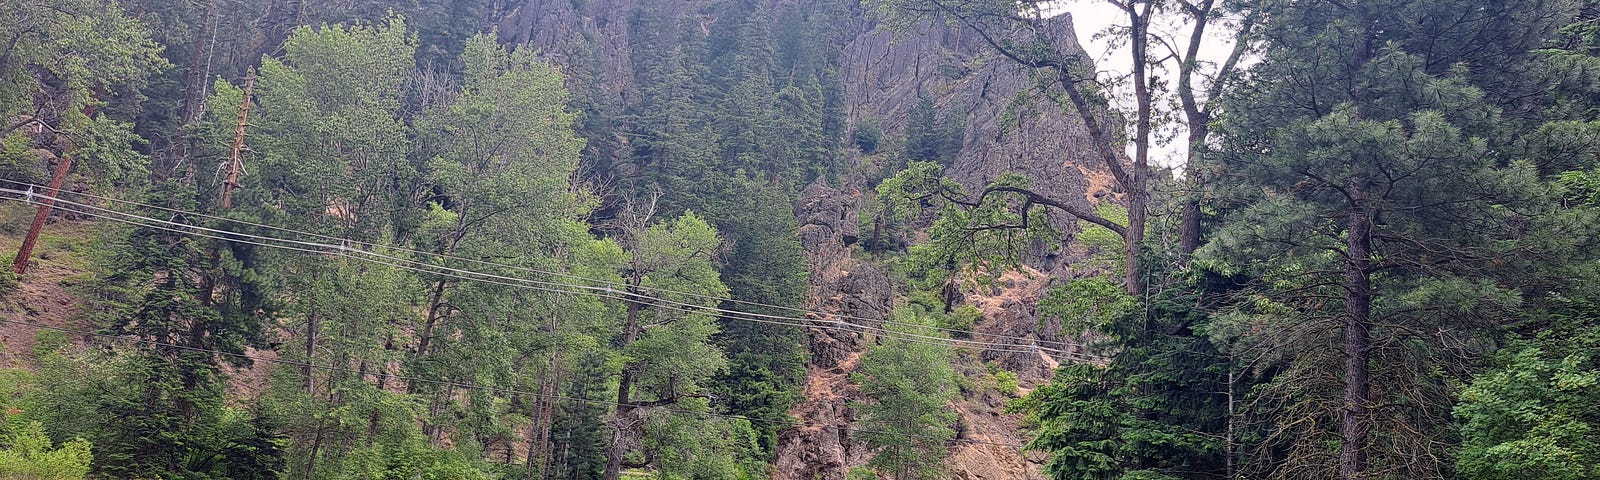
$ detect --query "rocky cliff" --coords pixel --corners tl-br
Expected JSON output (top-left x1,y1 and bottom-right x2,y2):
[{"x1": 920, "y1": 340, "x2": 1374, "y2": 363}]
[
  {"x1": 839, "y1": 13, "x2": 1117, "y2": 275},
  {"x1": 495, "y1": 2, "x2": 1106, "y2": 478},
  {"x1": 774, "y1": 179, "x2": 891, "y2": 480}
]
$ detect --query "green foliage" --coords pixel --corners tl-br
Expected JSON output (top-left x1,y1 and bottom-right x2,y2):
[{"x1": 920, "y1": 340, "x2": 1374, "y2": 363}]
[
  {"x1": 0, "y1": 133, "x2": 39, "y2": 185},
  {"x1": 1456, "y1": 292, "x2": 1600, "y2": 479},
  {"x1": 1197, "y1": 0, "x2": 1591, "y2": 477},
  {"x1": 605, "y1": 10, "x2": 829, "y2": 462},
  {"x1": 846, "y1": 466, "x2": 880, "y2": 480},
  {"x1": 879, "y1": 162, "x2": 1061, "y2": 281},
  {"x1": 28, "y1": 331, "x2": 68, "y2": 359},
  {"x1": 993, "y1": 370, "x2": 1019, "y2": 398},
  {"x1": 1557, "y1": 164, "x2": 1600, "y2": 206},
  {"x1": 1456, "y1": 347, "x2": 1600, "y2": 479},
  {"x1": 235, "y1": 18, "x2": 416, "y2": 235},
  {"x1": 1074, "y1": 204, "x2": 1127, "y2": 269},
  {"x1": 642, "y1": 410, "x2": 764, "y2": 479},
  {"x1": 19, "y1": 1, "x2": 1600, "y2": 479},
  {"x1": 905, "y1": 97, "x2": 964, "y2": 165},
  {"x1": 906, "y1": 98, "x2": 940, "y2": 163},
  {"x1": 708, "y1": 180, "x2": 810, "y2": 452},
  {"x1": 1019, "y1": 277, "x2": 1231, "y2": 479},
  {"x1": 420, "y1": 32, "x2": 590, "y2": 247},
  {"x1": 852, "y1": 307, "x2": 957, "y2": 480},
  {"x1": 853, "y1": 117, "x2": 883, "y2": 154},
  {"x1": 0, "y1": 421, "x2": 92, "y2": 480},
  {"x1": 627, "y1": 212, "x2": 731, "y2": 401},
  {"x1": 1039, "y1": 277, "x2": 1140, "y2": 338},
  {"x1": 945, "y1": 304, "x2": 982, "y2": 337},
  {"x1": 0, "y1": 0, "x2": 163, "y2": 188},
  {"x1": 328, "y1": 427, "x2": 498, "y2": 480},
  {"x1": 0, "y1": 0, "x2": 168, "y2": 125}
]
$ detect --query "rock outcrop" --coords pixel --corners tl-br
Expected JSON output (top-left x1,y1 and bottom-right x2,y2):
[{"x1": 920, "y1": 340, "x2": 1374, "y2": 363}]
[
  {"x1": 840, "y1": 13, "x2": 1119, "y2": 275},
  {"x1": 775, "y1": 179, "x2": 891, "y2": 480},
  {"x1": 794, "y1": 179, "x2": 883, "y2": 368},
  {"x1": 961, "y1": 268, "x2": 1082, "y2": 381},
  {"x1": 497, "y1": 0, "x2": 646, "y2": 107}
]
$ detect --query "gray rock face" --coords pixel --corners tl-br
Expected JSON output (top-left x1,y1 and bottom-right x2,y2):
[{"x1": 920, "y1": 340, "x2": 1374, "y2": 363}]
[
  {"x1": 776, "y1": 178, "x2": 893, "y2": 480},
  {"x1": 794, "y1": 178, "x2": 889, "y2": 368},
  {"x1": 496, "y1": 4, "x2": 1116, "y2": 270},
  {"x1": 497, "y1": 0, "x2": 643, "y2": 107},
  {"x1": 841, "y1": 14, "x2": 1119, "y2": 274},
  {"x1": 797, "y1": 178, "x2": 860, "y2": 264}
]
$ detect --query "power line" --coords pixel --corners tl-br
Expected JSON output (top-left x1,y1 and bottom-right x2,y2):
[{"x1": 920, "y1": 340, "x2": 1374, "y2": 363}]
[
  {"x1": 2, "y1": 180, "x2": 1087, "y2": 353},
  {"x1": 0, "y1": 317, "x2": 1030, "y2": 449},
  {"x1": 0, "y1": 189, "x2": 1096, "y2": 360},
  {"x1": 36, "y1": 180, "x2": 1077, "y2": 350},
  {"x1": 17, "y1": 197, "x2": 1033, "y2": 356}
]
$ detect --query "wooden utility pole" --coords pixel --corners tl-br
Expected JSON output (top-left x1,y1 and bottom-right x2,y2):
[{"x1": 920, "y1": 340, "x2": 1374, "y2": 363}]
[
  {"x1": 221, "y1": 71, "x2": 255, "y2": 210},
  {"x1": 12, "y1": 148, "x2": 73, "y2": 275}
]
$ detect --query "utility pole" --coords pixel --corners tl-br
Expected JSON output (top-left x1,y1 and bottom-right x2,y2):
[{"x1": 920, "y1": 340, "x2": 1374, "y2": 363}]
[
  {"x1": 221, "y1": 71, "x2": 255, "y2": 210},
  {"x1": 12, "y1": 147, "x2": 74, "y2": 275}
]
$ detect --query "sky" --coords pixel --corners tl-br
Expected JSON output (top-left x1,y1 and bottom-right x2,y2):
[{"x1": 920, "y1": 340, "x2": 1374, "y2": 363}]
[{"x1": 1045, "y1": 1, "x2": 1249, "y2": 171}]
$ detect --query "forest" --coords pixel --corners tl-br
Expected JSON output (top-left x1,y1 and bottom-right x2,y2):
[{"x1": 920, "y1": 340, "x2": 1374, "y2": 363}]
[{"x1": 1, "y1": 0, "x2": 1598, "y2": 479}]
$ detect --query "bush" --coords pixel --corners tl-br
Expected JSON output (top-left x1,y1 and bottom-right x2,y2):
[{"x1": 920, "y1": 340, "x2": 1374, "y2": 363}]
[
  {"x1": 944, "y1": 304, "x2": 982, "y2": 337},
  {"x1": 0, "y1": 266, "x2": 15, "y2": 297},
  {"x1": 32, "y1": 330, "x2": 69, "y2": 358},
  {"x1": 0, "y1": 421, "x2": 94, "y2": 480},
  {"x1": 995, "y1": 370, "x2": 1020, "y2": 397}
]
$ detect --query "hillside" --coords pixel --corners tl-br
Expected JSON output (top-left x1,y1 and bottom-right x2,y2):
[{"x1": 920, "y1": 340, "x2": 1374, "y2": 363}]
[{"x1": 4, "y1": 0, "x2": 1600, "y2": 479}]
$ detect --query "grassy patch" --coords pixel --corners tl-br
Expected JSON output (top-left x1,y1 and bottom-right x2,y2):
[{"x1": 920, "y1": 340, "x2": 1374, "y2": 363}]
[{"x1": 0, "y1": 203, "x2": 100, "y2": 273}]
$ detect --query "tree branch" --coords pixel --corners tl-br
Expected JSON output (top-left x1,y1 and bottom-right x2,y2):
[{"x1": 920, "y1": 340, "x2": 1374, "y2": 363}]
[{"x1": 955, "y1": 185, "x2": 1128, "y2": 238}]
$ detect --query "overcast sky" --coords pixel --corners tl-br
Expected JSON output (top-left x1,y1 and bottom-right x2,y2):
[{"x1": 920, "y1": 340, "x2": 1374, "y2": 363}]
[{"x1": 1046, "y1": 1, "x2": 1249, "y2": 170}]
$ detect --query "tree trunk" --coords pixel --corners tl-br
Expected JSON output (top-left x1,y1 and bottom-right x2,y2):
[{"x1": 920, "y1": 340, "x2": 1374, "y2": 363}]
[
  {"x1": 1339, "y1": 185, "x2": 1373, "y2": 479},
  {"x1": 306, "y1": 415, "x2": 326, "y2": 478},
  {"x1": 1123, "y1": 4, "x2": 1154, "y2": 298},
  {"x1": 222, "y1": 72, "x2": 254, "y2": 209},
  {"x1": 305, "y1": 313, "x2": 317, "y2": 393},
  {"x1": 1226, "y1": 366, "x2": 1237, "y2": 479},
  {"x1": 417, "y1": 279, "x2": 449, "y2": 356},
  {"x1": 1179, "y1": 124, "x2": 1209, "y2": 259},
  {"x1": 181, "y1": 0, "x2": 219, "y2": 126},
  {"x1": 603, "y1": 282, "x2": 645, "y2": 480},
  {"x1": 528, "y1": 314, "x2": 559, "y2": 477}
]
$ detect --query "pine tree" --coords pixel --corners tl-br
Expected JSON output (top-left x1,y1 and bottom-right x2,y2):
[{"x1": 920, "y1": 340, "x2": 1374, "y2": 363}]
[
  {"x1": 905, "y1": 97, "x2": 941, "y2": 163},
  {"x1": 1200, "y1": 1, "x2": 1579, "y2": 476}
]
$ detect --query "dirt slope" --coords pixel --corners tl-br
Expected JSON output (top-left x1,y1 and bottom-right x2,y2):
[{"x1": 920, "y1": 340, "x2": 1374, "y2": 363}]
[{"x1": 0, "y1": 204, "x2": 95, "y2": 366}]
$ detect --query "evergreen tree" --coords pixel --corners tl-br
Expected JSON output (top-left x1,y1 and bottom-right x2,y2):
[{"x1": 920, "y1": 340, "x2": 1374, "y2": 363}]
[
  {"x1": 706, "y1": 175, "x2": 810, "y2": 456},
  {"x1": 81, "y1": 183, "x2": 284, "y2": 479},
  {"x1": 1016, "y1": 270, "x2": 1234, "y2": 480},
  {"x1": 905, "y1": 97, "x2": 941, "y2": 163},
  {"x1": 1200, "y1": 0, "x2": 1580, "y2": 476},
  {"x1": 852, "y1": 307, "x2": 957, "y2": 480}
]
